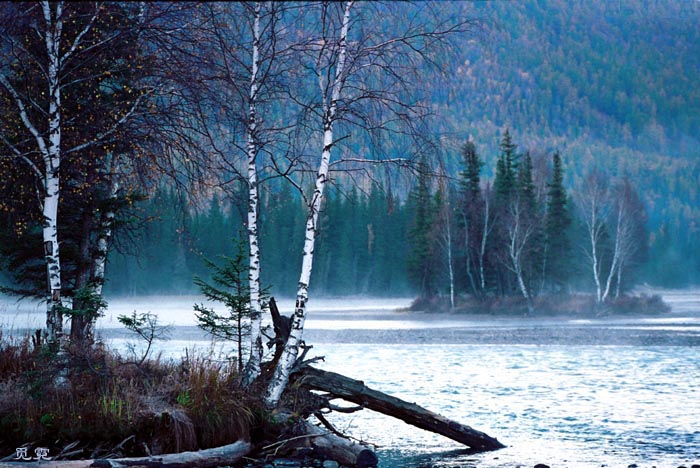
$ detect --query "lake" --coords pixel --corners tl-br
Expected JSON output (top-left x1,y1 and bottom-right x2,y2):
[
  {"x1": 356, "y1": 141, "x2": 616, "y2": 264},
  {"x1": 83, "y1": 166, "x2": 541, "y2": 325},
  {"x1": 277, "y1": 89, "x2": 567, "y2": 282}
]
[{"x1": 2, "y1": 291, "x2": 699, "y2": 467}]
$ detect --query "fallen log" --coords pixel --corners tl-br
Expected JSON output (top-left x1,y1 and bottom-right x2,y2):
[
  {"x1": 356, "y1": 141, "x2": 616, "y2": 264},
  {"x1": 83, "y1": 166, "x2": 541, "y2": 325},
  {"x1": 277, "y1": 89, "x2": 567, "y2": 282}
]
[
  {"x1": 0, "y1": 440, "x2": 251, "y2": 468},
  {"x1": 259, "y1": 414, "x2": 377, "y2": 467},
  {"x1": 295, "y1": 366, "x2": 505, "y2": 452}
]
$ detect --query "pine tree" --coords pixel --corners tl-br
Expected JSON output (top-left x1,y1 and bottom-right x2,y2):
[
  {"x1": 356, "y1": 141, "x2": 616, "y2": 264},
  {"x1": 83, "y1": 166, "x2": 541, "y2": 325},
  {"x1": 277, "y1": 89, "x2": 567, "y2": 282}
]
[
  {"x1": 493, "y1": 129, "x2": 518, "y2": 207},
  {"x1": 544, "y1": 151, "x2": 571, "y2": 291},
  {"x1": 458, "y1": 140, "x2": 484, "y2": 295},
  {"x1": 407, "y1": 158, "x2": 435, "y2": 299}
]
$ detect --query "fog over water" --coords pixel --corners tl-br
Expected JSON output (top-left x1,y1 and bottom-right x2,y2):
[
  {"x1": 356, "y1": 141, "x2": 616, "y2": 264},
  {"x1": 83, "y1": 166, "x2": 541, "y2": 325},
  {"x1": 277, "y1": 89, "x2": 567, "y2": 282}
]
[{"x1": 2, "y1": 290, "x2": 699, "y2": 467}]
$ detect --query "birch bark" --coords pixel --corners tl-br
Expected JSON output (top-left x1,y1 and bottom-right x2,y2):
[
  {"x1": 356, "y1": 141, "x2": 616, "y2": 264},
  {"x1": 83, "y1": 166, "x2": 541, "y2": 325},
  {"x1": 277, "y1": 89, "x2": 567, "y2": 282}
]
[
  {"x1": 506, "y1": 201, "x2": 534, "y2": 314},
  {"x1": 577, "y1": 174, "x2": 608, "y2": 304},
  {"x1": 242, "y1": 2, "x2": 265, "y2": 388},
  {"x1": 38, "y1": 1, "x2": 65, "y2": 344},
  {"x1": 264, "y1": 0, "x2": 353, "y2": 408}
]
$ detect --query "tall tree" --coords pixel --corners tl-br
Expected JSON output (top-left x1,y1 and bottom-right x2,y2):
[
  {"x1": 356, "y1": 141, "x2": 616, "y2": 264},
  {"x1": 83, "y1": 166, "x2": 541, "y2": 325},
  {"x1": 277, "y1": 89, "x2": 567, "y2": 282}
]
[
  {"x1": 265, "y1": 0, "x2": 354, "y2": 407},
  {"x1": 493, "y1": 129, "x2": 518, "y2": 208},
  {"x1": 407, "y1": 159, "x2": 436, "y2": 299},
  {"x1": 543, "y1": 151, "x2": 571, "y2": 292},
  {"x1": 432, "y1": 179, "x2": 457, "y2": 309},
  {"x1": 458, "y1": 140, "x2": 484, "y2": 296},
  {"x1": 575, "y1": 170, "x2": 611, "y2": 303},
  {"x1": 0, "y1": 2, "x2": 151, "y2": 346},
  {"x1": 607, "y1": 177, "x2": 648, "y2": 300},
  {"x1": 264, "y1": 1, "x2": 467, "y2": 406}
]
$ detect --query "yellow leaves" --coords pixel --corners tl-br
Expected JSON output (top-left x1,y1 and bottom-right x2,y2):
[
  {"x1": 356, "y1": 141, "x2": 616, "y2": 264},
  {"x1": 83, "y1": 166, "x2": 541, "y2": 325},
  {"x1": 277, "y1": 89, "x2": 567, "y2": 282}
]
[{"x1": 14, "y1": 220, "x2": 28, "y2": 237}]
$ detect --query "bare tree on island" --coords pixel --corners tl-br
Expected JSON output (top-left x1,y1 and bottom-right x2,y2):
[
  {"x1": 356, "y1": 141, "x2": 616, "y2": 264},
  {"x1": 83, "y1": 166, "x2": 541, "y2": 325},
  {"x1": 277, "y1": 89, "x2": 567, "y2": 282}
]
[
  {"x1": 576, "y1": 171, "x2": 647, "y2": 304},
  {"x1": 264, "y1": 1, "x2": 470, "y2": 407}
]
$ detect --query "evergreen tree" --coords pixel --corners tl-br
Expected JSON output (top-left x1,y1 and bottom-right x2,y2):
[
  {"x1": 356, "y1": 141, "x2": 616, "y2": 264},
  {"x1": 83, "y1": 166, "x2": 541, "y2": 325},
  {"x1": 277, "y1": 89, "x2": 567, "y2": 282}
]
[
  {"x1": 491, "y1": 129, "x2": 520, "y2": 295},
  {"x1": 544, "y1": 152, "x2": 572, "y2": 291},
  {"x1": 407, "y1": 158, "x2": 436, "y2": 298},
  {"x1": 458, "y1": 141, "x2": 485, "y2": 295},
  {"x1": 493, "y1": 129, "x2": 519, "y2": 207},
  {"x1": 460, "y1": 141, "x2": 482, "y2": 199}
]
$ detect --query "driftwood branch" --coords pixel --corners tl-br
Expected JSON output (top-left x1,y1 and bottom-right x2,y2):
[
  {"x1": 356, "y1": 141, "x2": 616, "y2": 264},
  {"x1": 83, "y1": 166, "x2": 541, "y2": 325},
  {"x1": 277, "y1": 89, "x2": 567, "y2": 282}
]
[
  {"x1": 0, "y1": 441, "x2": 251, "y2": 468},
  {"x1": 295, "y1": 366, "x2": 505, "y2": 452}
]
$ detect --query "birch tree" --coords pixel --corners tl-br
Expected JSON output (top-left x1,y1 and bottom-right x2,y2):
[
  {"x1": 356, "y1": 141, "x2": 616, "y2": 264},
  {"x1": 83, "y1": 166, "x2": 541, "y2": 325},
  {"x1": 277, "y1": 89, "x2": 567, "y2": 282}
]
[
  {"x1": 264, "y1": 1, "x2": 469, "y2": 406},
  {"x1": 575, "y1": 171, "x2": 611, "y2": 303},
  {"x1": 154, "y1": 2, "x2": 291, "y2": 386},
  {"x1": 433, "y1": 181, "x2": 456, "y2": 309},
  {"x1": 503, "y1": 193, "x2": 536, "y2": 314},
  {"x1": 264, "y1": 0, "x2": 355, "y2": 407},
  {"x1": 605, "y1": 178, "x2": 647, "y2": 300},
  {"x1": 0, "y1": 2, "x2": 165, "y2": 346}
]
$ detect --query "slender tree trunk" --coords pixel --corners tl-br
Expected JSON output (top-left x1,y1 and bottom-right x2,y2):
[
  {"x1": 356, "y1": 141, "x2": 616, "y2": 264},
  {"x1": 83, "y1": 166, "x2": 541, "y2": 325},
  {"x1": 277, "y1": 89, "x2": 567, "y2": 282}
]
[
  {"x1": 69, "y1": 206, "x2": 94, "y2": 344},
  {"x1": 445, "y1": 206, "x2": 455, "y2": 309},
  {"x1": 43, "y1": 1, "x2": 65, "y2": 346},
  {"x1": 601, "y1": 205, "x2": 623, "y2": 303},
  {"x1": 242, "y1": 2, "x2": 265, "y2": 388},
  {"x1": 588, "y1": 200, "x2": 604, "y2": 303},
  {"x1": 615, "y1": 259, "x2": 624, "y2": 299},
  {"x1": 508, "y1": 219, "x2": 533, "y2": 314},
  {"x1": 462, "y1": 212, "x2": 478, "y2": 296},
  {"x1": 479, "y1": 196, "x2": 491, "y2": 293},
  {"x1": 264, "y1": 0, "x2": 353, "y2": 408},
  {"x1": 92, "y1": 168, "x2": 119, "y2": 299},
  {"x1": 78, "y1": 158, "x2": 120, "y2": 343}
]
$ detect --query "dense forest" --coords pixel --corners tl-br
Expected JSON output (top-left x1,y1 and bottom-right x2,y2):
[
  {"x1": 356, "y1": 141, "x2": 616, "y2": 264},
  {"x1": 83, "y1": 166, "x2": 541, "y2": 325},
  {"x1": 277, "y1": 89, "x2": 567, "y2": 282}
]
[
  {"x1": 1, "y1": 0, "x2": 699, "y2": 306},
  {"x1": 102, "y1": 0, "x2": 700, "y2": 298}
]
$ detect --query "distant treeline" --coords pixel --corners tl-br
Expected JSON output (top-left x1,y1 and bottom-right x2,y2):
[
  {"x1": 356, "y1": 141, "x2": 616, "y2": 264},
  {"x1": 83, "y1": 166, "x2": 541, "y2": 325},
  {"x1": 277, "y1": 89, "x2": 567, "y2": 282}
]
[
  {"x1": 105, "y1": 183, "x2": 412, "y2": 298},
  {"x1": 104, "y1": 131, "x2": 686, "y2": 302}
]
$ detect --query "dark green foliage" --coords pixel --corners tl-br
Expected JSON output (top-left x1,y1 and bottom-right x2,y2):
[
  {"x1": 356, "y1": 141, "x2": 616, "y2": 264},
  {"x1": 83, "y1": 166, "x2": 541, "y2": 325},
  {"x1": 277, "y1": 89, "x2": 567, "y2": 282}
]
[
  {"x1": 544, "y1": 152, "x2": 572, "y2": 290},
  {"x1": 493, "y1": 129, "x2": 519, "y2": 208},
  {"x1": 460, "y1": 141, "x2": 482, "y2": 200},
  {"x1": 193, "y1": 239, "x2": 259, "y2": 373},
  {"x1": 458, "y1": 142, "x2": 486, "y2": 296},
  {"x1": 407, "y1": 158, "x2": 437, "y2": 299},
  {"x1": 106, "y1": 181, "x2": 412, "y2": 298}
]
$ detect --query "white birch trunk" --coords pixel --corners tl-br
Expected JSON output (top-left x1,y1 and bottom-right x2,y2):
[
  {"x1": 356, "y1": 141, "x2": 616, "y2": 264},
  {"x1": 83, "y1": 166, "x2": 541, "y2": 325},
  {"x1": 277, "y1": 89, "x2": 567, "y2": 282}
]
[
  {"x1": 601, "y1": 205, "x2": 623, "y2": 303},
  {"x1": 43, "y1": 1, "x2": 65, "y2": 345},
  {"x1": 446, "y1": 216, "x2": 455, "y2": 309},
  {"x1": 506, "y1": 201, "x2": 534, "y2": 314},
  {"x1": 264, "y1": 0, "x2": 353, "y2": 408},
  {"x1": 478, "y1": 194, "x2": 491, "y2": 293},
  {"x1": 461, "y1": 212, "x2": 477, "y2": 296},
  {"x1": 586, "y1": 196, "x2": 604, "y2": 304},
  {"x1": 92, "y1": 175, "x2": 118, "y2": 298},
  {"x1": 241, "y1": 2, "x2": 265, "y2": 388}
]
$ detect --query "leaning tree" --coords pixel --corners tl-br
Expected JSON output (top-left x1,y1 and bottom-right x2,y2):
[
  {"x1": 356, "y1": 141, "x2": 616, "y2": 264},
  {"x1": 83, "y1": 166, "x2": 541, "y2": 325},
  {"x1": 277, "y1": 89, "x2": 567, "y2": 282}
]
[{"x1": 264, "y1": 0, "x2": 471, "y2": 407}]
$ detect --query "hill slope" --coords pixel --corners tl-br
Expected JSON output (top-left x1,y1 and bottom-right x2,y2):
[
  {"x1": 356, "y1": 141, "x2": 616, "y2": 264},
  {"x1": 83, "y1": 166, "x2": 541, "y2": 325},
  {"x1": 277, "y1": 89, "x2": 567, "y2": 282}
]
[{"x1": 435, "y1": 0, "x2": 700, "y2": 284}]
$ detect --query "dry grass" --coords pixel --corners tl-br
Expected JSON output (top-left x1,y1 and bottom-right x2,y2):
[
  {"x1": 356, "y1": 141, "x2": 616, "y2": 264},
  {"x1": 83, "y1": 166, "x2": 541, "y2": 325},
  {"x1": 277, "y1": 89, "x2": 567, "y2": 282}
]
[{"x1": 0, "y1": 333, "x2": 255, "y2": 459}]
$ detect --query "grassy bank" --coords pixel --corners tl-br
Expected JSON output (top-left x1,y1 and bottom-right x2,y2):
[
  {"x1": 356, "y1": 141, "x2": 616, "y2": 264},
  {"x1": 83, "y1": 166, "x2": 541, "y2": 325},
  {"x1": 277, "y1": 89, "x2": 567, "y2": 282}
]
[{"x1": 0, "y1": 334, "x2": 258, "y2": 460}]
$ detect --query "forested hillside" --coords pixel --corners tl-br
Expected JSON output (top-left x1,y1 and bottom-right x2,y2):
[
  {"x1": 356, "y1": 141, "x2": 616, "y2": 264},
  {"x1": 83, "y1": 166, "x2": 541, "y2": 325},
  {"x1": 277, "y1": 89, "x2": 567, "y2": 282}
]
[{"x1": 435, "y1": 0, "x2": 700, "y2": 286}]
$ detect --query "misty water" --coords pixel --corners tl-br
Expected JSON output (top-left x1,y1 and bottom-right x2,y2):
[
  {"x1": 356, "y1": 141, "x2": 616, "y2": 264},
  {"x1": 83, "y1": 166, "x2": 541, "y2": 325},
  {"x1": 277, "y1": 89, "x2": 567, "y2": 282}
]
[{"x1": 2, "y1": 292, "x2": 700, "y2": 467}]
